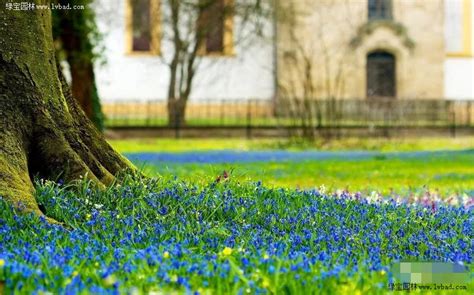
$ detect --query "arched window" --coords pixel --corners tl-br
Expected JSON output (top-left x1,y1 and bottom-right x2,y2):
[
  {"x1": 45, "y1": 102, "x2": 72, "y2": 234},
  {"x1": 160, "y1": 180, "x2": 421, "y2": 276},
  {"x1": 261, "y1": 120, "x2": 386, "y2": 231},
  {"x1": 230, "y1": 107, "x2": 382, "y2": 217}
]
[
  {"x1": 367, "y1": 51, "x2": 396, "y2": 98},
  {"x1": 368, "y1": 0, "x2": 392, "y2": 20}
]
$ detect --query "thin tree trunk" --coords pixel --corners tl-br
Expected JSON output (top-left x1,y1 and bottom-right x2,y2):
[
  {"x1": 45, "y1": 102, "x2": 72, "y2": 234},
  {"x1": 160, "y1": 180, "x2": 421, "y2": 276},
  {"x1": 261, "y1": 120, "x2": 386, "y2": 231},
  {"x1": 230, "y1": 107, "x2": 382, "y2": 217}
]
[
  {"x1": 69, "y1": 61, "x2": 95, "y2": 119},
  {"x1": 167, "y1": 98, "x2": 187, "y2": 127}
]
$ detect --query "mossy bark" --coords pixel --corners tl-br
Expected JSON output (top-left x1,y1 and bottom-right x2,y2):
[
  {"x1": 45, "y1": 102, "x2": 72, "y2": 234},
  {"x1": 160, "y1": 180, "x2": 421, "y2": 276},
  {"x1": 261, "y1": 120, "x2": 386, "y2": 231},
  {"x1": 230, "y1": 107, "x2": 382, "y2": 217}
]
[{"x1": 0, "y1": 2, "x2": 133, "y2": 218}]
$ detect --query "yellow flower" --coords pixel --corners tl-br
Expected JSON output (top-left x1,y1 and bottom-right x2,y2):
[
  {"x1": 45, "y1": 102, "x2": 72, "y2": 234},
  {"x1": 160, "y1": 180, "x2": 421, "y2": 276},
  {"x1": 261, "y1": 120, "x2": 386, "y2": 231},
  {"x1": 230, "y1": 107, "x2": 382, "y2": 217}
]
[
  {"x1": 103, "y1": 274, "x2": 117, "y2": 286},
  {"x1": 163, "y1": 251, "x2": 170, "y2": 259},
  {"x1": 262, "y1": 278, "x2": 270, "y2": 288},
  {"x1": 263, "y1": 253, "x2": 269, "y2": 260},
  {"x1": 72, "y1": 271, "x2": 79, "y2": 277},
  {"x1": 222, "y1": 247, "x2": 233, "y2": 256},
  {"x1": 85, "y1": 214, "x2": 91, "y2": 220},
  {"x1": 170, "y1": 274, "x2": 178, "y2": 282},
  {"x1": 0, "y1": 259, "x2": 5, "y2": 267},
  {"x1": 341, "y1": 284, "x2": 353, "y2": 292},
  {"x1": 380, "y1": 270, "x2": 386, "y2": 276}
]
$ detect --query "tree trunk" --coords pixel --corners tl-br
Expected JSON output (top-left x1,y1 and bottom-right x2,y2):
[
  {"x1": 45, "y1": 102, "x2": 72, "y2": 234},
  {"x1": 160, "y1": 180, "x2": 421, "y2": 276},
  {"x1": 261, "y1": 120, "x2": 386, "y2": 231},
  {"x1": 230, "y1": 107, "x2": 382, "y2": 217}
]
[
  {"x1": 69, "y1": 62, "x2": 95, "y2": 119},
  {"x1": 68, "y1": 61, "x2": 104, "y2": 131},
  {"x1": 0, "y1": 4, "x2": 133, "y2": 218},
  {"x1": 55, "y1": 0, "x2": 105, "y2": 131},
  {"x1": 167, "y1": 98, "x2": 187, "y2": 127}
]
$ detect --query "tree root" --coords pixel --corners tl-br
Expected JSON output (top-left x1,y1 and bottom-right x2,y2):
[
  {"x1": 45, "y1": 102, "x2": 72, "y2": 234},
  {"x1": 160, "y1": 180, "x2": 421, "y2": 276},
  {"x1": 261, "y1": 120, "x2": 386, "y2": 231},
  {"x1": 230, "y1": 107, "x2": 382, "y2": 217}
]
[{"x1": 0, "y1": 54, "x2": 135, "y2": 225}]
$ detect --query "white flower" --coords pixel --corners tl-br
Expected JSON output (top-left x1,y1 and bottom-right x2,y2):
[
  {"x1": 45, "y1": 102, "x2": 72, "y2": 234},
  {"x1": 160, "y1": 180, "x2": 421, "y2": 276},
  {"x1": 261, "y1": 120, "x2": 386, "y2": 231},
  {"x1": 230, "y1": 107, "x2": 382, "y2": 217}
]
[
  {"x1": 449, "y1": 197, "x2": 459, "y2": 206},
  {"x1": 462, "y1": 194, "x2": 469, "y2": 205},
  {"x1": 367, "y1": 191, "x2": 379, "y2": 204},
  {"x1": 319, "y1": 185, "x2": 326, "y2": 195}
]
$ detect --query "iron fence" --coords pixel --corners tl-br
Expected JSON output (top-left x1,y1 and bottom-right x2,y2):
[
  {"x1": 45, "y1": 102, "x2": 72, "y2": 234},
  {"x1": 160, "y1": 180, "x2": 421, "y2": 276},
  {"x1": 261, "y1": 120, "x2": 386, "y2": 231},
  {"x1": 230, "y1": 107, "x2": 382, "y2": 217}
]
[{"x1": 103, "y1": 98, "x2": 473, "y2": 128}]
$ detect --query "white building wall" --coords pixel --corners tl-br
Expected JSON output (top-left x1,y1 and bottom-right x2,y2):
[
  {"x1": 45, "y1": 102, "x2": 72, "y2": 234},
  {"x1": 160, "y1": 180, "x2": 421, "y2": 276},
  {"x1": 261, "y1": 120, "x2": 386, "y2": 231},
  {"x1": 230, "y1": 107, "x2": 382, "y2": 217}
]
[
  {"x1": 94, "y1": 0, "x2": 275, "y2": 102},
  {"x1": 445, "y1": 58, "x2": 474, "y2": 99},
  {"x1": 94, "y1": 0, "x2": 473, "y2": 102},
  {"x1": 444, "y1": 0, "x2": 474, "y2": 100}
]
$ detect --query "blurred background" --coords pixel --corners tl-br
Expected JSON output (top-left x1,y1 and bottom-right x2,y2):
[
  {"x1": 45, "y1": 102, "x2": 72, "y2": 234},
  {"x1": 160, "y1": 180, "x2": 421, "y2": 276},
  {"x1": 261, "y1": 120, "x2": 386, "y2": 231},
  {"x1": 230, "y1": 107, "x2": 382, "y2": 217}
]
[
  {"x1": 53, "y1": 0, "x2": 474, "y2": 195},
  {"x1": 56, "y1": 0, "x2": 473, "y2": 138},
  {"x1": 55, "y1": 0, "x2": 474, "y2": 138}
]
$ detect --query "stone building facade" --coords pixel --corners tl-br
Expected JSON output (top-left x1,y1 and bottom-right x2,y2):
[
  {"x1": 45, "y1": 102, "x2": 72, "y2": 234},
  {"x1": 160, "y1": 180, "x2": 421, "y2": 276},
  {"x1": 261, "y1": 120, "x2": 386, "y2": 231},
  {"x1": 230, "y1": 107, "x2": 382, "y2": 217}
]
[
  {"x1": 94, "y1": 0, "x2": 472, "y2": 103},
  {"x1": 276, "y1": 0, "x2": 447, "y2": 100}
]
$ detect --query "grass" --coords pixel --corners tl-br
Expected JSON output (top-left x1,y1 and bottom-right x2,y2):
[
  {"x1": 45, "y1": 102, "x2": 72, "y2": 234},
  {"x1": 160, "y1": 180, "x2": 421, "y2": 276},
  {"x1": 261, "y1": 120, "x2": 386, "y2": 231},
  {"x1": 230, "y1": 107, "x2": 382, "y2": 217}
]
[
  {"x1": 0, "y1": 176, "x2": 471, "y2": 294},
  {"x1": 134, "y1": 154, "x2": 474, "y2": 196},
  {"x1": 109, "y1": 137, "x2": 474, "y2": 153},
  {"x1": 1, "y1": 137, "x2": 472, "y2": 293},
  {"x1": 109, "y1": 137, "x2": 474, "y2": 196}
]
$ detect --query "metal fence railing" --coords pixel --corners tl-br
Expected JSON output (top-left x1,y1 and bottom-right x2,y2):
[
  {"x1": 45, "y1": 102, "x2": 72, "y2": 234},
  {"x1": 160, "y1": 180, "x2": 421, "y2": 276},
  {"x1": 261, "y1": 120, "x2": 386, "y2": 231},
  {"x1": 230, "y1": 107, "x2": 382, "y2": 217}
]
[{"x1": 103, "y1": 98, "x2": 474, "y2": 129}]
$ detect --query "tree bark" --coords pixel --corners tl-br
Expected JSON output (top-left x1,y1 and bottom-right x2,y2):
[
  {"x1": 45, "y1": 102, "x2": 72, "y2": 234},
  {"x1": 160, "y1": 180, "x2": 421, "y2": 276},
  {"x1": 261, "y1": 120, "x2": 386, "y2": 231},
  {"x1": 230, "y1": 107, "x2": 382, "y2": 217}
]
[
  {"x1": 69, "y1": 61, "x2": 95, "y2": 121},
  {"x1": 55, "y1": 0, "x2": 104, "y2": 131},
  {"x1": 167, "y1": 98, "x2": 187, "y2": 127},
  {"x1": 0, "y1": 2, "x2": 133, "y2": 218}
]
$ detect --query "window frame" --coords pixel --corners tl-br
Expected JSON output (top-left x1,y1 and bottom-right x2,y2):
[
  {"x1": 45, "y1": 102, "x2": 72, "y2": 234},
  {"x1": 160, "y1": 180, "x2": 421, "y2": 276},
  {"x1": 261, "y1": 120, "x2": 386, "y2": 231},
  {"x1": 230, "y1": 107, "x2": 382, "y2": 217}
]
[
  {"x1": 446, "y1": 0, "x2": 472, "y2": 57},
  {"x1": 197, "y1": 0, "x2": 235, "y2": 57},
  {"x1": 368, "y1": 0, "x2": 393, "y2": 21},
  {"x1": 125, "y1": 0, "x2": 161, "y2": 56}
]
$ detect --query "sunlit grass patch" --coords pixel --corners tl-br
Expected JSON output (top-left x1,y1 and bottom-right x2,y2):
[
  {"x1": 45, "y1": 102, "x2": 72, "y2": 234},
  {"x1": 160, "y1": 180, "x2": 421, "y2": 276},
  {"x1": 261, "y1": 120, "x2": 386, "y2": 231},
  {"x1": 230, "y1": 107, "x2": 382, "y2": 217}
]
[
  {"x1": 124, "y1": 150, "x2": 474, "y2": 197},
  {"x1": 109, "y1": 137, "x2": 474, "y2": 153}
]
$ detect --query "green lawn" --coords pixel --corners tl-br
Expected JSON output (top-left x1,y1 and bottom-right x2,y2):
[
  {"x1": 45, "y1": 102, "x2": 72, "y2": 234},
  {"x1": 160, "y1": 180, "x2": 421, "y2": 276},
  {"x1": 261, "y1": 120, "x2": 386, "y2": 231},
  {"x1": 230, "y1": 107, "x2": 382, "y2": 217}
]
[
  {"x1": 110, "y1": 137, "x2": 474, "y2": 153},
  {"x1": 109, "y1": 137, "x2": 474, "y2": 196},
  {"x1": 133, "y1": 154, "x2": 474, "y2": 196},
  {"x1": 3, "y1": 176, "x2": 471, "y2": 293},
  {"x1": 2, "y1": 137, "x2": 472, "y2": 293}
]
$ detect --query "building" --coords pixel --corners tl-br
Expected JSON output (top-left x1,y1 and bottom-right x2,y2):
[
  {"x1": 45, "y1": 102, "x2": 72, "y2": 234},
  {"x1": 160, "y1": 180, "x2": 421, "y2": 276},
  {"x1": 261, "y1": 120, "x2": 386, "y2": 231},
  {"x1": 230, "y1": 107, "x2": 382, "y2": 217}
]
[
  {"x1": 445, "y1": 0, "x2": 474, "y2": 99},
  {"x1": 94, "y1": 0, "x2": 473, "y2": 103},
  {"x1": 277, "y1": 0, "x2": 473, "y2": 100},
  {"x1": 94, "y1": 0, "x2": 275, "y2": 103}
]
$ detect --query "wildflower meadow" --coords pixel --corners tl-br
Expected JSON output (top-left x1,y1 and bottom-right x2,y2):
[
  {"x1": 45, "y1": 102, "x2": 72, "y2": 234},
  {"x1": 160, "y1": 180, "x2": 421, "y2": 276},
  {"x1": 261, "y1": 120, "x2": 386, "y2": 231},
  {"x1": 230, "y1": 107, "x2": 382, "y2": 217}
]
[
  {"x1": 1, "y1": 0, "x2": 473, "y2": 291},
  {"x1": 0, "y1": 169, "x2": 472, "y2": 293}
]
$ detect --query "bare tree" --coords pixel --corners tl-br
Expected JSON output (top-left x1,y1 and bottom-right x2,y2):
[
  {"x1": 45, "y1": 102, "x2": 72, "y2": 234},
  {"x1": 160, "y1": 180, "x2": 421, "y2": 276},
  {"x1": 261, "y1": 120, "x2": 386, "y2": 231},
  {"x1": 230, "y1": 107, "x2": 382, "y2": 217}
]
[
  {"x1": 157, "y1": 0, "x2": 269, "y2": 126},
  {"x1": 276, "y1": 0, "x2": 357, "y2": 139}
]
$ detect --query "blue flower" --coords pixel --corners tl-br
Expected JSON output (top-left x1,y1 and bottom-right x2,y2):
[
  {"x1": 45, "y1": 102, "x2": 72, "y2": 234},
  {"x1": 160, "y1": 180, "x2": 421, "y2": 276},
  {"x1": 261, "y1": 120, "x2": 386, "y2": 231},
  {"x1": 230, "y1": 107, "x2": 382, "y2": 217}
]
[{"x1": 158, "y1": 206, "x2": 168, "y2": 216}]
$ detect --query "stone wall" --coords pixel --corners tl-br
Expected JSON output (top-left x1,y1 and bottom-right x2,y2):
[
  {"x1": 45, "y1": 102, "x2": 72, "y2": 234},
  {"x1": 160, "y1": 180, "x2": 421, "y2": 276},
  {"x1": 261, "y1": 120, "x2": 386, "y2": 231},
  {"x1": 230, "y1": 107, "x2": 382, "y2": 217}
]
[{"x1": 277, "y1": 0, "x2": 445, "y2": 99}]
